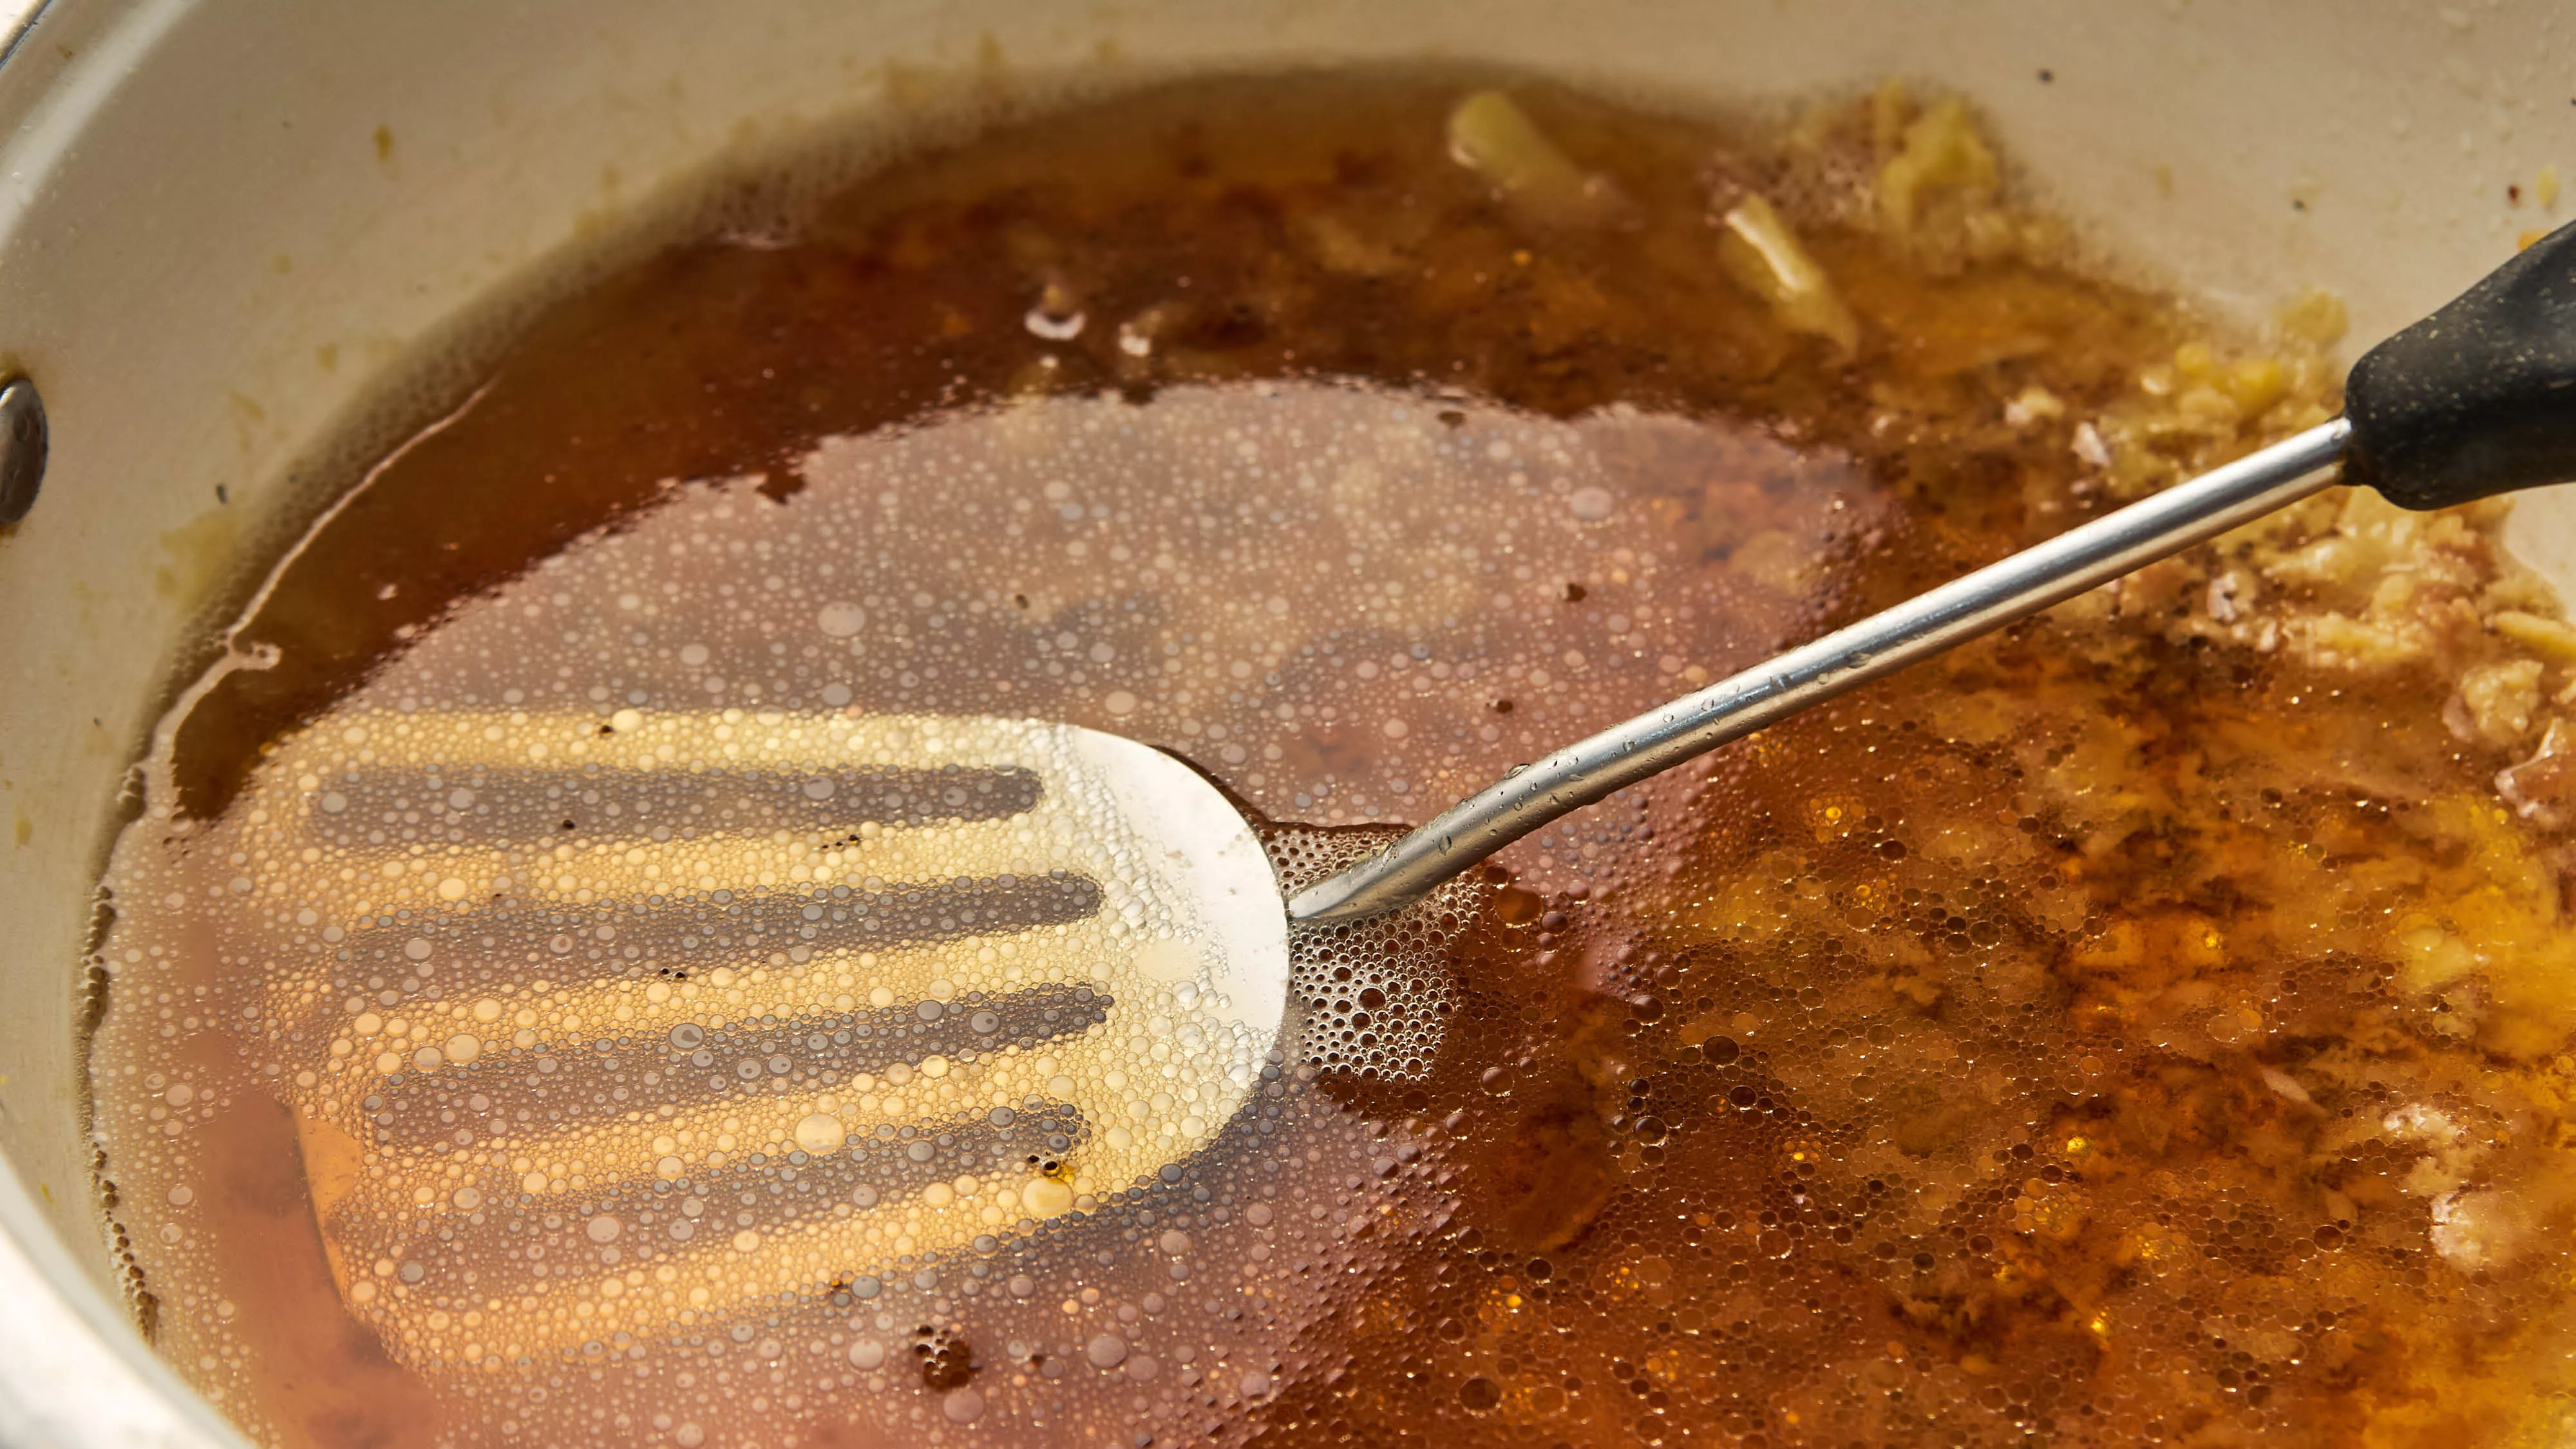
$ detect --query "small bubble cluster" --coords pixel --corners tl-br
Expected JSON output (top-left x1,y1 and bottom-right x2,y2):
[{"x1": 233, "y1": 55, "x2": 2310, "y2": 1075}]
[{"x1": 1270, "y1": 829, "x2": 1463, "y2": 1079}]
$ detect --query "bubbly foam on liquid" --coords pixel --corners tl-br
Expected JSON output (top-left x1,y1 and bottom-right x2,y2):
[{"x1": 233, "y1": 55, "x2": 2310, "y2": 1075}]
[{"x1": 91, "y1": 381, "x2": 1804, "y2": 1446}]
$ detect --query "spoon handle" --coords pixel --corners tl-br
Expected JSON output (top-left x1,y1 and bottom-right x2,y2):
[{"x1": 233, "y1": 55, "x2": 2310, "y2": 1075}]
[
  {"x1": 1285, "y1": 419, "x2": 2351, "y2": 925},
  {"x1": 2347, "y1": 221, "x2": 2576, "y2": 508}
]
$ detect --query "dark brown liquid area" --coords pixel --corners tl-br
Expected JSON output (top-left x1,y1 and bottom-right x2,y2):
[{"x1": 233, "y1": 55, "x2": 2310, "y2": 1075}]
[{"x1": 93, "y1": 71, "x2": 2576, "y2": 1448}]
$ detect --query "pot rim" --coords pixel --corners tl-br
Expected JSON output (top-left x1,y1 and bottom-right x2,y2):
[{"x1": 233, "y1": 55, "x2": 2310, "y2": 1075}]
[
  {"x1": 1, "y1": 3, "x2": 2568, "y2": 1447},
  {"x1": 0, "y1": 9, "x2": 251, "y2": 1447}
]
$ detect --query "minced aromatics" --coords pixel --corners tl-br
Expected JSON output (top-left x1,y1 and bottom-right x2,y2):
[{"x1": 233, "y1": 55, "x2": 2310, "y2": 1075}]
[{"x1": 86, "y1": 71, "x2": 2576, "y2": 1449}]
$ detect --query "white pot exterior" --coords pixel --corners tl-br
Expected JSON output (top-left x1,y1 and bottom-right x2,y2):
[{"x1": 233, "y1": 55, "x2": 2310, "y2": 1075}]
[{"x1": 1, "y1": 2, "x2": 2572, "y2": 1443}]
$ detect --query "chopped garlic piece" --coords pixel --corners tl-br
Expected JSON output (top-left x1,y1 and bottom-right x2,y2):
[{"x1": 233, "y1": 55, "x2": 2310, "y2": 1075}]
[
  {"x1": 2491, "y1": 609, "x2": 2576, "y2": 663},
  {"x1": 2497, "y1": 717, "x2": 2576, "y2": 824},
  {"x1": 1446, "y1": 91, "x2": 1611, "y2": 225},
  {"x1": 2275, "y1": 288, "x2": 2349, "y2": 347},
  {"x1": 2452, "y1": 658, "x2": 2543, "y2": 748},
  {"x1": 1876, "y1": 95, "x2": 1998, "y2": 237},
  {"x1": 2002, "y1": 386, "x2": 2065, "y2": 427},
  {"x1": 2430, "y1": 1188, "x2": 2521, "y2": 1273},
  {"x1": 1716, "y1": 194, "x2": 1859, "y2": 354}
]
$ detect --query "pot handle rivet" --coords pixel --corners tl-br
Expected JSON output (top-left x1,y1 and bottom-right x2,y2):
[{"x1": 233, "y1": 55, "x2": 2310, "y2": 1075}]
[{"x1": 0, "y1": 376, "x2": 46, "y2": 527}]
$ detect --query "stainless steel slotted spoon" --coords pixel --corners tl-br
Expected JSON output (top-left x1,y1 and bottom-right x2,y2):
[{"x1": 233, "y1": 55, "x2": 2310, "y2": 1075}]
[{"x1": 234, "y1": 220, "x2": 2576, "y2": 1367}]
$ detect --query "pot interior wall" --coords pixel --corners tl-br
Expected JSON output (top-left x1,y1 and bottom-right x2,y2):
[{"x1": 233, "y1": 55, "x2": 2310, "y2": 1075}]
[{"x1": 0, "y1": 0, "x2": 2570, "y2": 1430}]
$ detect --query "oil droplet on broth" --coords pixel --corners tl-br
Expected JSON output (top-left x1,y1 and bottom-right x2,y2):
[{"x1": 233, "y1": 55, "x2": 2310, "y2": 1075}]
[{"x1": 90, "y1": 377, "x2": 1819, "y2": 1446}]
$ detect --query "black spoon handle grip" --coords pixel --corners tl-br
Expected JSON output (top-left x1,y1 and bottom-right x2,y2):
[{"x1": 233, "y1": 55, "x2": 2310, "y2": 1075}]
[{"x1": 2347, "y1": 220, "x2": 2576, "y2": 510}]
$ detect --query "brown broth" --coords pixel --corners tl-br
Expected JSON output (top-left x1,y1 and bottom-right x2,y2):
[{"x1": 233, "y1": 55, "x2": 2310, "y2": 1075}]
[{"x1": 87, "y1": 70, "x2": 2576, "y2": 1449}]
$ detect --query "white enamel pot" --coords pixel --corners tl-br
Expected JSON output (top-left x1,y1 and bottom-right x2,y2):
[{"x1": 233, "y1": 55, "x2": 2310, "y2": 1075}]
[{"x1": 1, "y1": 1, "x2": 2571, "y2": 1443}]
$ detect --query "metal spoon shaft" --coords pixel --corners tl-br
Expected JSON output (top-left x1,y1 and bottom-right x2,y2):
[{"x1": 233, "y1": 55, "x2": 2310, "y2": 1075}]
[{"x1": 1285, "y1": 417, "x2": 2353, "y2": 925}]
